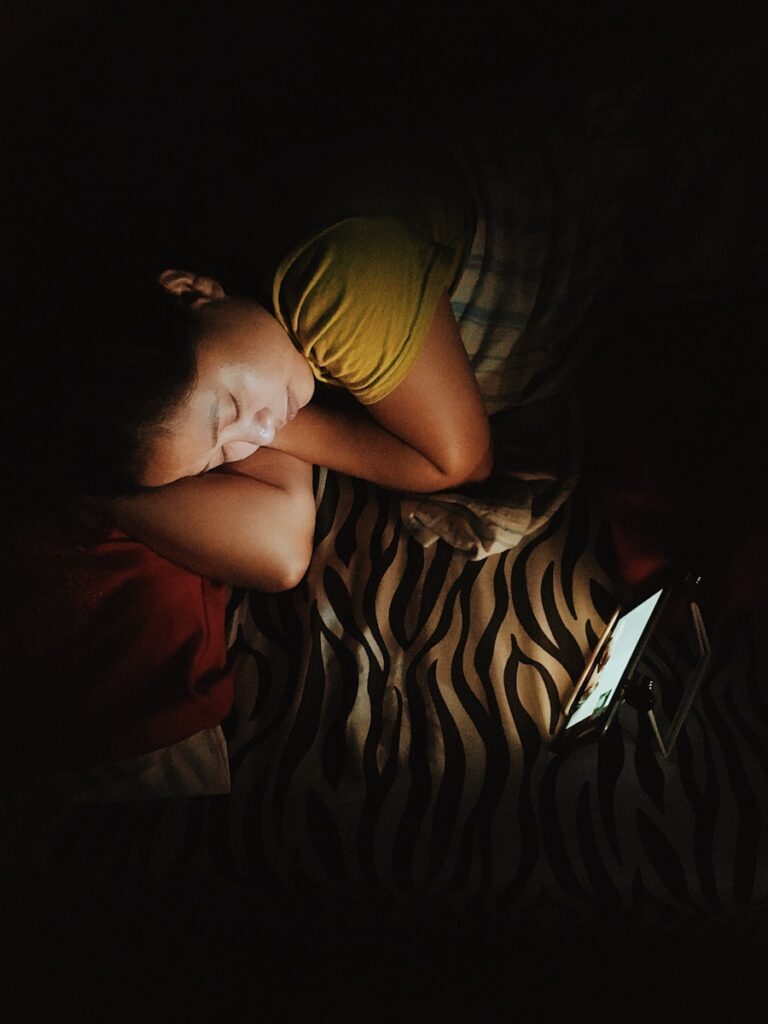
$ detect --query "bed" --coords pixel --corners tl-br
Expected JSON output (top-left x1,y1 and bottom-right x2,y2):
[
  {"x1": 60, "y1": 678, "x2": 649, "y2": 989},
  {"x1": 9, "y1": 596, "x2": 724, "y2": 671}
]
[
  {"x1": 4, "y1": 453, "x2": 768, "y2": 944},
  {"x1": 2, "y1": 0, "x2": 767, "y2": 989}
]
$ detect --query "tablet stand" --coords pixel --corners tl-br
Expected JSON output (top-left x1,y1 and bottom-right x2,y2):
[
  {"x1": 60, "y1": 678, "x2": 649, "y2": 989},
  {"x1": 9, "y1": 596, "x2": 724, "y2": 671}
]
[{"x1": 621, "y1": 600, "x2": 712, "y2": 758}]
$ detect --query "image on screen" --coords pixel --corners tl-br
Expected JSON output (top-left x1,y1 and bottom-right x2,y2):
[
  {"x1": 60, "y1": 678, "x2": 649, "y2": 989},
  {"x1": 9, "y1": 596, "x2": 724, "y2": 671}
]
[{"x1": 566, "y1": 589, "x2": 665, "y2": 729}]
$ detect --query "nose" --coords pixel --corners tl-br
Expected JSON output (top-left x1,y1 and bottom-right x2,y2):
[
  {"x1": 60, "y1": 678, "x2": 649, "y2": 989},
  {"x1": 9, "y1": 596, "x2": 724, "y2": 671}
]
[{"x1": 253, "y1": 408, "x2": 276, "y2": 445}]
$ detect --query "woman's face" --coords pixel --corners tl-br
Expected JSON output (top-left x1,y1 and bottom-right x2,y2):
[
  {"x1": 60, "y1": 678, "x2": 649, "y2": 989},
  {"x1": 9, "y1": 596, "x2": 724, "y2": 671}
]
[{"x1": 141, "y1": 296, "x2": 315, "y2": 486}]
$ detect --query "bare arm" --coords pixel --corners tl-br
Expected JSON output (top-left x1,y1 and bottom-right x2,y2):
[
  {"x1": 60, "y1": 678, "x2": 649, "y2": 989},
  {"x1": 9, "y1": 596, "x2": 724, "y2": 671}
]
[
  {"x1": 109, "y1": 449, "x2": 315, "y2": 590},
  {"x1": 269, "y1": 293, "x2": 493, "y2": 492}
]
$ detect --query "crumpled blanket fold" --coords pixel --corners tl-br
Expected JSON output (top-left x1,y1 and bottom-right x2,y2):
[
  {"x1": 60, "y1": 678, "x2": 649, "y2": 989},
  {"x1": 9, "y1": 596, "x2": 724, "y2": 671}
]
[{"x1": 400, "y1": 393, "x2": 582, "y2": 559}]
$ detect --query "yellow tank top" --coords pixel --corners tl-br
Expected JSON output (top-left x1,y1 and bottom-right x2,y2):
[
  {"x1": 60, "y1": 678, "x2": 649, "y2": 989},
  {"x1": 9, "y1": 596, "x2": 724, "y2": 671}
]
[{"x1": 271, "y1": 148, "x2": 474, "y2": 404}]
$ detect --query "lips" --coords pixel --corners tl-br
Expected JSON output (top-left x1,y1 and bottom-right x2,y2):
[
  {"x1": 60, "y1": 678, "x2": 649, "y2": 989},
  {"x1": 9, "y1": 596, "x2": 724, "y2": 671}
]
[{"x1": 286, "y1": 387, "x2": 299, "y2": 422}]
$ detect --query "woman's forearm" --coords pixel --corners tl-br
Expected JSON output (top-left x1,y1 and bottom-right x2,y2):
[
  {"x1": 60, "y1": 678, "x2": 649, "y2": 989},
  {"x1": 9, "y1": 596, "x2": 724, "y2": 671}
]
[
  {"x1": 109, "y1": 449, "x2": 315, "y2": 589},
  {"x1": 269, "y1": 402, "x2": 492, "y2": 492}
]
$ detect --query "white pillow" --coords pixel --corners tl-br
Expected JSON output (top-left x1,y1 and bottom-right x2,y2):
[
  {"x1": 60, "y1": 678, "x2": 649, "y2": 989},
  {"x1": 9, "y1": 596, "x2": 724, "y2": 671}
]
[{"x1": 16, "y1": 725, "x2": 231, "y2": 801}]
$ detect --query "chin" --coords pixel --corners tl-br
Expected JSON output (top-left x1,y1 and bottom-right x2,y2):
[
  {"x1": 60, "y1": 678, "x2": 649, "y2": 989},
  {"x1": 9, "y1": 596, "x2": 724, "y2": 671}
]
[{"x1": 302, "y1": 376, "x2": 316, "y2": 407}]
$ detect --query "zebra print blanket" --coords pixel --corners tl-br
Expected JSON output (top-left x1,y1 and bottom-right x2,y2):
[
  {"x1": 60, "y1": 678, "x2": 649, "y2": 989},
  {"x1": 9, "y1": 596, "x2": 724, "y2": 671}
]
[
  {"x1": 6, "y1": 466, "x2": 765, "y2": 944},
  {"x1": 218, "y1": 469, "x2": 768, "y2": 937},
  {"x1": 3, "y1": 48, "x2": 767, "y2": 943}
]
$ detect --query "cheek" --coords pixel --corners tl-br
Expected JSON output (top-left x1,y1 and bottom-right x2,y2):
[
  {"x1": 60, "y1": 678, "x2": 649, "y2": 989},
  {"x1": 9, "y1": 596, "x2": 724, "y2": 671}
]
[{"x1": 222, "y1": 441, "x2": 261, "y2": 463}]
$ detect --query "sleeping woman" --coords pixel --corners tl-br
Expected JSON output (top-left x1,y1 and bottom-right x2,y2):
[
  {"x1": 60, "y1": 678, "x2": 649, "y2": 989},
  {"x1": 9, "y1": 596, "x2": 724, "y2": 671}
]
[{"x1": 44, "y1": 144, "x2": 493, "y2": 591}]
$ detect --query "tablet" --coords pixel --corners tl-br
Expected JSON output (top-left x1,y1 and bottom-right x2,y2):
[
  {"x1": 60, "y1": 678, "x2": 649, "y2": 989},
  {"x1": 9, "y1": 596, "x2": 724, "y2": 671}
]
[{"x1": 553, "y1": 570, "x2": 713, "y2": 755}]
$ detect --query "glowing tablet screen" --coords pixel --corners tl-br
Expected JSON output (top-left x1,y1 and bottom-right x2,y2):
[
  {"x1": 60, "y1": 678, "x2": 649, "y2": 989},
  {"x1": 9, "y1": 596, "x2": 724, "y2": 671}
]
[{"x1": 567, "y1": 589, "x2": 664, "y2": 729}]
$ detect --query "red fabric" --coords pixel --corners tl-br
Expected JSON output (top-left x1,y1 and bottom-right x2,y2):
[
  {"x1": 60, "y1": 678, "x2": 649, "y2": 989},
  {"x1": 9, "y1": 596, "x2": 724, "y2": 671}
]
[{"x1": 3, "y1": 523, "x2": 235, "y2": 775}]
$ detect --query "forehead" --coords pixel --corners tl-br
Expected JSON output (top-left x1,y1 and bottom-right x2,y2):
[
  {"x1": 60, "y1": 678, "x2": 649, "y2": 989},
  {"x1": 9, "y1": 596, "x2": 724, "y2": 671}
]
[{"x1": 194, "y1": 300, "x2": 289, "y2": 369}]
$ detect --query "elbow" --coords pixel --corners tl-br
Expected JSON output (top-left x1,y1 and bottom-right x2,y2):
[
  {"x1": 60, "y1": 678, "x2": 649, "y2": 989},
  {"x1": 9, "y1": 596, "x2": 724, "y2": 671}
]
[
  {"x1": 230, "y1": 536, "x2": 313, "y2": 592},
  {"x1": 264, "y1": 537, "x2": 314, "y2": 592},
  {"x1": 428, "y1": 443, "x2": 494, "y2": 492},
  {"x1": 242, "y1": 494, "x2": 316, "y2": 592},
  {"x1": 463, "y1": 444, "x2": 494, "y2": 484},
  {"x1": 435, "y1": 418, "x2": 494, "y2": 489},
  {"x1": 221, "y1": 545, "x2": 312, "y2": 591}
]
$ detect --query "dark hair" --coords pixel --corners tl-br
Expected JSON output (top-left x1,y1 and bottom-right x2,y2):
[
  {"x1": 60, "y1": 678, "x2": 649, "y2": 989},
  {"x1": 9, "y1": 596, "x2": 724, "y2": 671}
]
[{"x1": 2, "y1": 272, "x2": 203, "y2": 511}]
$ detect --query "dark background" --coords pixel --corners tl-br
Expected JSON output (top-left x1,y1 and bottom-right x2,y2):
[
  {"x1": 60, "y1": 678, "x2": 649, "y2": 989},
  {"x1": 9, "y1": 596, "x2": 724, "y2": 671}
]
[
  {"x1": 4, "y1": 0, "x2": 763, "y2": 287},
  {"x1": 2, "y1": 2, "x2": 767, "y2": 1020}
]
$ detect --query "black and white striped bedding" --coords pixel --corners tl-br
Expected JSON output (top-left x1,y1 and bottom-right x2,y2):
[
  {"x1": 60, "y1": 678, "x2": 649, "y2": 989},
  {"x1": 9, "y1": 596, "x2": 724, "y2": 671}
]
[
  {"x1": 4, "y1": 466, "x2": 767, "y2": 942},
  {"x1": 3, "y1": 3, "x2": 767, "y2": 965},
  {"x1": 222, "y1": 469, "x2": 768, "y2": 937}
]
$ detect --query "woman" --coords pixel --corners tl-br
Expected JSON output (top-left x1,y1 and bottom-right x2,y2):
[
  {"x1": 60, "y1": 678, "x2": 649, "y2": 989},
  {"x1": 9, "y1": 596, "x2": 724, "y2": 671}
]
[
  {"x1": 16, "y1": 136, "x2": 493, "y2": 591},
  {"x1": 14, "y1": 50, "x2": 650, "y2": 592},
  {"x1": 111, "y1": 268, "x2": 492, "y2": 589}
]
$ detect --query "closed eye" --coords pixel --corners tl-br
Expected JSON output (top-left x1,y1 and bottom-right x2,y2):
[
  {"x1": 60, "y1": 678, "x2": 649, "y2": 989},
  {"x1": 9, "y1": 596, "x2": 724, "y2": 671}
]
[{"x1": 196, "y1": 395, "x2": 242, "y2": 476}]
